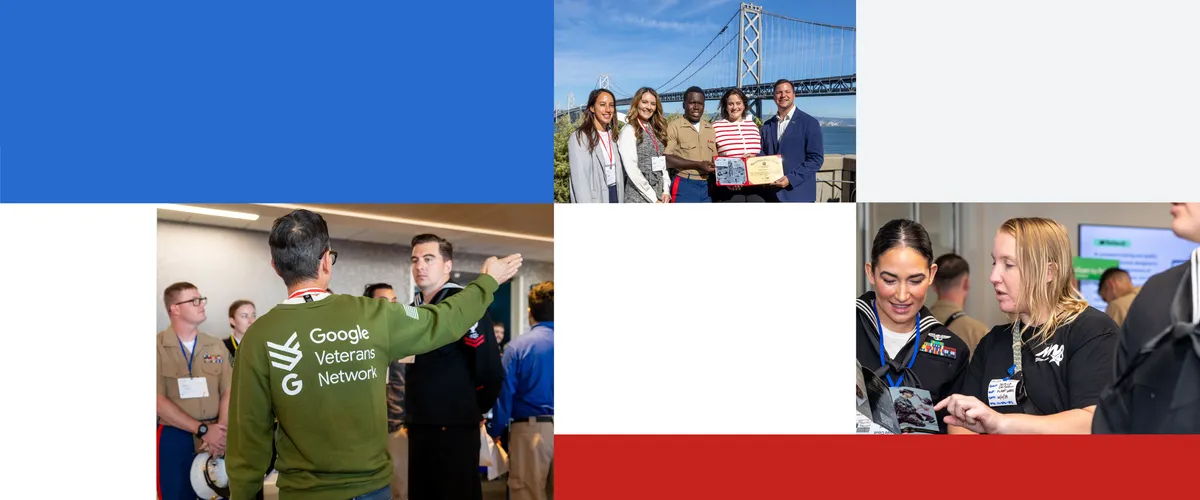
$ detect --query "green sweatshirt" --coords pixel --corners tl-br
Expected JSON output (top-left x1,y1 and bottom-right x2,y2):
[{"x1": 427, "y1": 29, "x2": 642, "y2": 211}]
[{"x1": 226, "y1": 275, "x2": 499, "y2": 500}]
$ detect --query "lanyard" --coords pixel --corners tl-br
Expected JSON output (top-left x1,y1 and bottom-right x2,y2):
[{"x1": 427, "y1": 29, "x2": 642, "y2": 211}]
[
  {"x1": 873, "y1": 300, "x2": 920, "y2": 387},
  {"x1": 289, "y1": 287, "x2": 326, "y2": 301},
  {"x1": 1192, "y1": 248, "x2": 1199, "y2": 324},
  {"x1": 640, "y1": 121, "x2": 659, "y2": 153},
  {"x1": 178, "y1": 336, "x2": 197, "y2": 377},
  {"x1": 597, "y1": 132, "x2": 613, "y2": 166},
  {"x1": 1011, "y1": 321, "x2": 1024, "y2": 376},
  {"x1": 230, "y1": 335, "x2": 240, "y2": 352}
]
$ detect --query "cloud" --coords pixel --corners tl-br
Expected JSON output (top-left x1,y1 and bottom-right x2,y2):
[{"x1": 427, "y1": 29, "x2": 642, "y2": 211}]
[
  {"x1": 554, "y1": 0, "x2": 593, "y2": 22},
  {"x1": 619, "y1": 14, "x2": 717, "y2": 33}
]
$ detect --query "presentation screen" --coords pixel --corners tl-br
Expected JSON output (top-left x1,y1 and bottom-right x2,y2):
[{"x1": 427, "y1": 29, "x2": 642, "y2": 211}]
[{"x1": 1077, "y1": 224, "x2": 1197, "y2": 311}]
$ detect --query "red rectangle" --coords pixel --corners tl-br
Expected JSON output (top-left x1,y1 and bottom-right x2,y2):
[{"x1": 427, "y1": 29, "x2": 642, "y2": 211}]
[{"x1": 557, "y1": 435, "x2": 1200, "y2": 499}]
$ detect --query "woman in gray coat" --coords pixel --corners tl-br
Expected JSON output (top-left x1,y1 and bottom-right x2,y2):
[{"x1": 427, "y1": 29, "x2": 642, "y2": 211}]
[{"x1": 568, "y1": 88, "x2": 624, "y2": 203}]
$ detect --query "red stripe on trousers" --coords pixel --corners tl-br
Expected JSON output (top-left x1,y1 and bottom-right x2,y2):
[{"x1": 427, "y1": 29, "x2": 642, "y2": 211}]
[
  {"x1": 156, "y1": 424, "x2": 164, "y2": 500},
  {"x1": 671, "y1": 177, "x2": 681, "y2": 203}
]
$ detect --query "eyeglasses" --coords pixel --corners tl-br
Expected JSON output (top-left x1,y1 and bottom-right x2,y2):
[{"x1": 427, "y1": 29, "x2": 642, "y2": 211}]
[
  {"x1": 174, "y1": 296, "x2": 208, "y2": 307},
  {"x1": 327, "y1": 249, "x2": 338, "y2": 266}
]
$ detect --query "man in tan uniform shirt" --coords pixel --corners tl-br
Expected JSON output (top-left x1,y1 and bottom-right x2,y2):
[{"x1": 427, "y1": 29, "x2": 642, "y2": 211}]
[
  {"x1": 663, "y1": 86, "x2": 717, "y2": 203},
  {"x1": 929, "y1": 254, "x2": 990, "y2": 357},
  {"x1": 1099, "y1": 267, "x2": 1141, "y2": 327},
  {"x1": 156, "y1": 281, "x2": 234, "y2": 500}
]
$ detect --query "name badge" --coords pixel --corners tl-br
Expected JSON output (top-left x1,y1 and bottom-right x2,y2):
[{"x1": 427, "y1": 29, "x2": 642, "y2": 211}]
[
  {"x1": 178, "y1": 377, "x2": 210, "y2": 399},
  {"x1": 987, "y1": 378, "x2": 1019, "y2": 407},
  {"x1": 651, "y1": 156, "x2": 666, "y2": 172},
  {"x1": 603, "y1": 162, "x2": 616, "y2": 186}
]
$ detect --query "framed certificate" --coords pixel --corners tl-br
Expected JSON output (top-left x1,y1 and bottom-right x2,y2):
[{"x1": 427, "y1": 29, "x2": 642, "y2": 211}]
[
  {"x1": 713, "y1": 156, "x2": 748, "y2": 186},
  {"x1": 713, "y1": 155, "x2": 784, "y2": 186}
]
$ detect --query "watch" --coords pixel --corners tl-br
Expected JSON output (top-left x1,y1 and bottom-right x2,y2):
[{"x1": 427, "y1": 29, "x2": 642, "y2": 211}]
[{"x1": 196, "y1": 423, "x2": 209, "y2": 438}]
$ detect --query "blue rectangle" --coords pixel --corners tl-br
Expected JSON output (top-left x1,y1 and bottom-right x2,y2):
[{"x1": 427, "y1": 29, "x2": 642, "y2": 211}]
[{"x1": 1, "y1": 1, "x2": 552, "y2": 203}]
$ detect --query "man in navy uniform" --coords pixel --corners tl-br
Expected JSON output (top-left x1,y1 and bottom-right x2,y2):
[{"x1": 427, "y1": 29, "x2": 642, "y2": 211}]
[{"x1": 405, "y1": 234, "x2": 504, "y2": 500}]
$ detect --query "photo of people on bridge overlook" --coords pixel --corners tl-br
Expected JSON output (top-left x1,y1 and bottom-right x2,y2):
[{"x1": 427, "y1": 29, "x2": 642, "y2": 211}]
[{"x1": 554, "y1": 0, "x2": 855, "y2": 204}]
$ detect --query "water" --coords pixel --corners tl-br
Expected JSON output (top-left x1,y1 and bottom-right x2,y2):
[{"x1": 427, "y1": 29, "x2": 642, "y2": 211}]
[{"x1": 822, "y1": 126, "x2": 856, "y2": 155}]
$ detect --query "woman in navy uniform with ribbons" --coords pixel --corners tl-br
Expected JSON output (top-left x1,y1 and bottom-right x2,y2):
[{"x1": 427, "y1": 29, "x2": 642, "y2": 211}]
[{"x1": 856, "y1": 219, "x2": 971, "y2": 433}]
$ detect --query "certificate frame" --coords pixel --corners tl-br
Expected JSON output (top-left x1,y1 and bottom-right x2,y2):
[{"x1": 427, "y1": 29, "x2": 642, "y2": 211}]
[{"x1": 712, "y1": 155, "x2": 784, "y2": 186}]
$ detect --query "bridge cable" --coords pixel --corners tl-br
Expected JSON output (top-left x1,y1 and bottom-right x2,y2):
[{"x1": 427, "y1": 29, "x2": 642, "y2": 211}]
[
  {"x1": 761, "y1": 11, "x2": 855, "y2": 31},
  {"x1": 664, "y1": 35, "x2": 738, "y2": 93},
  {"x1": 656, "y1": 10, "x2": 738, "y2": 92}
]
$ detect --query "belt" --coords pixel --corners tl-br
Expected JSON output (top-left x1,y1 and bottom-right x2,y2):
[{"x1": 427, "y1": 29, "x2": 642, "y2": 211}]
[
  {"x1": 517, "y1": 416, "x2": 554, "y2": 423},
  {"x1": 676, "y1": 171, "x2": 707, "y2": 180}
]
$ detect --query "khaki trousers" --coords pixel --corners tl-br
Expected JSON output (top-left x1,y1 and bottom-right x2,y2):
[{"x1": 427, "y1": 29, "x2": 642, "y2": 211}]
[
  {"x1": 387, "y1": 427, "x2": 409, "y2": 500},
  {"x1": 508, "y1": 420, "x2": 554, "y2": 500}
]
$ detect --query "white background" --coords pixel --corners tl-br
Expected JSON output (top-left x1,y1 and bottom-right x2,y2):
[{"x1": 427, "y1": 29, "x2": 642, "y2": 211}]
[
  {"x1": 858, "y1": 0, "x2": 1200, "y2": 201},
  {"x1": 554, "y1": 204, "x2": 857, "y2": 434},
  {"x1": 0, "y1": 205, "x2": 159, "y2": 488}
]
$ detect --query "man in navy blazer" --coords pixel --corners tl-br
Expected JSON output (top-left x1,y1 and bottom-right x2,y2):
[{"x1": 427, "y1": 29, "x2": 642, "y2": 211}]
[{"x1": 760, "y1": 79, "x2": 824, "y2": 202}]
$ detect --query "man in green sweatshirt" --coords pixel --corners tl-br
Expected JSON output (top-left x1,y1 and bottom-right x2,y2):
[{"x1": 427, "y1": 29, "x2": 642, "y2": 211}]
[{"x1": 226, "y1": 209, "x2": 524, "y2": 500}]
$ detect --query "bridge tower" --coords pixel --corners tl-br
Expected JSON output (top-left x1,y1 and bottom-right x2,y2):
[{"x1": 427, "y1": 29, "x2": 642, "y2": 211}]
[
  {"x1": 738, "y1": 3, "x2": 764, "y2": 118},
  {"x1": 596, "y1": 74, "x2": 611, "y2": 90},
  {"x1": 566, "y1": 92, "x2": 576, "y2": 121}
]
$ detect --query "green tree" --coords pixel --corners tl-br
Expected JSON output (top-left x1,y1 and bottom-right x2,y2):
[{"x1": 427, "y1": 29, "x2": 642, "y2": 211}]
[{"x1": 553, "y1": 115, "x2": 577, "y2": 203}]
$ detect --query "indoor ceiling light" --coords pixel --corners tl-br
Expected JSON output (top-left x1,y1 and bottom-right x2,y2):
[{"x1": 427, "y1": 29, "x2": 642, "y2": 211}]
[
  {"x1": 159, "y1": 204, "x2": 260, "y2": 221},
  {"x1": 254, "y1": 203, "x2": 553, "y2": 242}
]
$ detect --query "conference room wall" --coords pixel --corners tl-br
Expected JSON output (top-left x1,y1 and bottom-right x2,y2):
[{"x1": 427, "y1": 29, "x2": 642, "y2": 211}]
[
  {"x1": 156, "y1": 220, "x2": 554, "y2": 339},
  {"x1": 860, "y1": 203, "x2": 1181, "y2": 329},
  {"x1": 958, "y1": 202, "x2": 1178, "y2": 327}
]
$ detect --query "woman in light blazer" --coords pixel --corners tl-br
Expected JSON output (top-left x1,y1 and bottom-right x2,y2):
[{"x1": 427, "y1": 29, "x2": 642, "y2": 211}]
[
  {"x1": 616, "y1": 87, "x2": 671, "y2": 203},
  {"x1": 569, "y1": 88, "x2": 624, "y2": 203}
]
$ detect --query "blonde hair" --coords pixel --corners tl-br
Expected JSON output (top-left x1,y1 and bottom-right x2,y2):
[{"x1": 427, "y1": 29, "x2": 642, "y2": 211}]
[
  {"x1": 1000, "y1": 217, "x2": 1088, "y2": 346},
  {"x1": 626, "y1": 87, "x2": 667, "y2": 147}
]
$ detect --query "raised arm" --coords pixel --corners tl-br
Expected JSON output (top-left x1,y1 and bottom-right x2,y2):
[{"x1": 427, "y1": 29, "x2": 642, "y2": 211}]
[{"x1": 386, "y1": 255, "x2": 523, "y2": 360}]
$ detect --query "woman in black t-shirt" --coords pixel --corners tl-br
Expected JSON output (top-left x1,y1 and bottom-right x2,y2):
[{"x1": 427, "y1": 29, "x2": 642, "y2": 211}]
[{"x1": 937, "y1": 217, "x2": 1118, "y2": 434}]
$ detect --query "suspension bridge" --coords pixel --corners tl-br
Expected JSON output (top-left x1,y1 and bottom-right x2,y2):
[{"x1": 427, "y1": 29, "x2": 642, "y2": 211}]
[{"x1": 554, "y1": 2, "x2": 855, "y2": 122}]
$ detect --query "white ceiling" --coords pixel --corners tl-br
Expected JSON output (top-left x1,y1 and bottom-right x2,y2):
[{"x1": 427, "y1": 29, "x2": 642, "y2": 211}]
[{"x1": 156, "y1": 203, "x2": 554, "y2": 262}]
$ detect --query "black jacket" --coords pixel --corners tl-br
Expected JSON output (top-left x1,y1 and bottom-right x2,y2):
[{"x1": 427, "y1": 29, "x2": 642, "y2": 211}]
[
  {"x1": 405, "y1": 282, "x2": 504, "y2": 426},
  {"x1": 222, "y1": 336, "x2": 239, "y2": 366},
  {"x1": 856, "y1": 291, "x2": 971, "y2": 433},
  {"x1": 1094, "y1": 261, "x2": 1200, "y2": 433}
]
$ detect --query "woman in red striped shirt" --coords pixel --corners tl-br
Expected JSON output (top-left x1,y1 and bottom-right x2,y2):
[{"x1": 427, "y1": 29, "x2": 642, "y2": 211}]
[{"x1": 711, "y1": 88, "x2": 766, "y2": 202}]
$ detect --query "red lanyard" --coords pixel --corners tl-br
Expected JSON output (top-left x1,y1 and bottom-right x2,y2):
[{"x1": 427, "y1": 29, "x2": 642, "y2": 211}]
[
  {"x1": 640, "y1": 121, "x2": 659, "y2": 153},
  {"x1": 288, "y1": 288, "x2": 327, "y2": 300},
  {"x1": 597, "y1": 132, "x2": 613, "y2": 165}
]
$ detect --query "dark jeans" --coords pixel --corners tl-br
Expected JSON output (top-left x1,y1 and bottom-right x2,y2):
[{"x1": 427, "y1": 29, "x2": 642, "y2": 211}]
[{"x1": 351, "y1": 485, "x2": 391, "y2": 500}]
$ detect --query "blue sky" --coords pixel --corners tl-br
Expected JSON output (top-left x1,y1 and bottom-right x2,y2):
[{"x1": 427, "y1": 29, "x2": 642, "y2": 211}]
[{"x1": 555, "y1": 0, "x2": 856, "y2": 119}]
